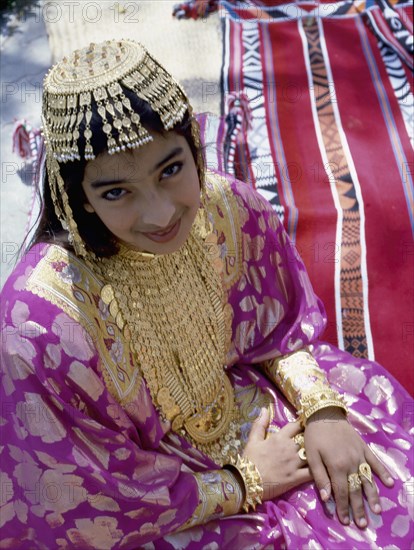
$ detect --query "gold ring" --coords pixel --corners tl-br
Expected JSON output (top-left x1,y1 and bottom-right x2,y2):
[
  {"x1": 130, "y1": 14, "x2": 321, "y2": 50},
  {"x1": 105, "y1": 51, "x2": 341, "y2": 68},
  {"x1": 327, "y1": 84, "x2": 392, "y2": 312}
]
[
  {"x1": 293, "y1": 433, "x2": 305, "y2": 448},
  {"x1": 359, "y1": 463, "x2": 373, "y2": 486},
  {"x1": 293, "y1": 433, "x2": 306, "y2": 460},
  {"x1": 347, "y1": 473, "x2": 362, "y2": 491}
]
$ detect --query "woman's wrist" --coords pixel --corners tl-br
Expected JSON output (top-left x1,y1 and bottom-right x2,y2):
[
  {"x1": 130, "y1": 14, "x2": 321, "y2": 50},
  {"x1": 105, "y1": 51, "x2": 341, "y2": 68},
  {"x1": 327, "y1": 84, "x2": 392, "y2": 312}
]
[
  {"x1": 298, "y1": 391, "x2": 348, "y2": 427},
  {"x1": 306, "y1": 405, "x2": 348, "y2": 424}
]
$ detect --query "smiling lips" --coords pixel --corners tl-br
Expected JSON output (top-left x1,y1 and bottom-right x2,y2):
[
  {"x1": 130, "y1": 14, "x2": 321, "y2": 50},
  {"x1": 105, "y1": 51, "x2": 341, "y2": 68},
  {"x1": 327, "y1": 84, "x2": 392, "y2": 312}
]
[{"x1": 143, "y1": 218, "x2": 181, "y2": 243}]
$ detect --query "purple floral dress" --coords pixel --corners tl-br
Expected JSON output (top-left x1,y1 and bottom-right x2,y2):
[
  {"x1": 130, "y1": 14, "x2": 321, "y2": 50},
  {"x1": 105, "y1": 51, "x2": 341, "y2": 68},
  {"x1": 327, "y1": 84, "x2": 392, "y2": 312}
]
[{"x1": 1, "y1": 172, "x2": 412, "y2": 549}]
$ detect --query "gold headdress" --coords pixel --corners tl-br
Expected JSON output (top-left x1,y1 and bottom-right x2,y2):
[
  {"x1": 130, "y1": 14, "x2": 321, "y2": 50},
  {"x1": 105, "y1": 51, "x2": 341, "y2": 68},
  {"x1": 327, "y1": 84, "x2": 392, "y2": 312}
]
[{"x1": 41, "y1": 39, "x2": 203, "y2": 258}]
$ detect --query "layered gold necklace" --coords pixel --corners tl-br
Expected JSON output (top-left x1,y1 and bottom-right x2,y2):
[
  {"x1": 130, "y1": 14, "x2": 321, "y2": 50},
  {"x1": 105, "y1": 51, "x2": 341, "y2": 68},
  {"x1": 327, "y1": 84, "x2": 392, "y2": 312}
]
[{"x1": 94, "y1": 210, "x2": 240, "y2": 464}]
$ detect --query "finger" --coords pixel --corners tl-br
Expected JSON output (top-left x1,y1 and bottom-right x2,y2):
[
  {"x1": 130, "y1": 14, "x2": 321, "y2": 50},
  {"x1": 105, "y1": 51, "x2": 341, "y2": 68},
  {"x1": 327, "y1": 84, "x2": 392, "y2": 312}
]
[
  {"x1": 349, "y1": 479, "x2": 367, "y2": 529},
  {"x1": 248, "y1": 407, "x2": 270, "y2": 443},
  {"x1": 361, "y1": 475, "x2": 381, "y2": 515},
  {"x1": 306, "y1": 450, "x2": 332, "y2": 503},
  {"x1": 279, "y1": 420, "x2": 303, "y2": 438},
  {"x1": 365, "y1": 446, "x2": 394, "y2": 487},
  {"x1": 292, "y1": 438, "x2": 308, "y2": 466},
  {"x1": 296, "y1": 447, "x2": 309, "y2": 468},
  {"x1": 330, "y1": 473, "x2": 351, "y2": 525}
]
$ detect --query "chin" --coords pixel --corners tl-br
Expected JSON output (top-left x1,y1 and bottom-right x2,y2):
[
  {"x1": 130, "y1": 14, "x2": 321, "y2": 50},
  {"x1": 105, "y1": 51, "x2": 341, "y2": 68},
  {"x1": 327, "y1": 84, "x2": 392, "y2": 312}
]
[
  {"x1": 124, "y1": 228, "x2": 188, "y2": 255},
  {"x1": 121, "y1": 210, "x2": 198, "y2": 255},
  {"x1": 146, "y1": 235, "x2": 188, "y2": 255}
]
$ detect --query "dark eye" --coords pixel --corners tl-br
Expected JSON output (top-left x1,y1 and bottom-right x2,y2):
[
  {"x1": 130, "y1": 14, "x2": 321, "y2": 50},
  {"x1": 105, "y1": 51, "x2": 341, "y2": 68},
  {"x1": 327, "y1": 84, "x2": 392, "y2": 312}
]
[
  {"x1": 161, "y1": 161, "x2": 183, "y2": 179},
  {"x1": 102, "y1": 188, "x2": 127, "y2": 201}
]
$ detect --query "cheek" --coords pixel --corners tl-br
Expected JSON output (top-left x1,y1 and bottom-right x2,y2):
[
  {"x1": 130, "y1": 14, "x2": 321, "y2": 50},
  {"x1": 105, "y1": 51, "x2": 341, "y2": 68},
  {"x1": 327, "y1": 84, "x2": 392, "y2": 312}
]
[
  {"x1": 181, "y1": 170, "x2": 201, "y2": 206},
  {"x1": 82, "y1": 183, "x2": 98, "y2": 207},
  {"x1": 178, "y1": 184, "x2": 199, "y2": 210},
  {"x1": 93, "y1": 204, "x2": 134, "y2": 234}
]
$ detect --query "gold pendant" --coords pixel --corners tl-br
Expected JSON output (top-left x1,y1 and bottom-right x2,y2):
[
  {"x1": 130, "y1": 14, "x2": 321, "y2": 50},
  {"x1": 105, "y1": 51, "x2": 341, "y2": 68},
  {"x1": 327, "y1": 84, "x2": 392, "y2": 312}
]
[{"x1": 183, "y1": 375, "x2": 234, "y2": 444}]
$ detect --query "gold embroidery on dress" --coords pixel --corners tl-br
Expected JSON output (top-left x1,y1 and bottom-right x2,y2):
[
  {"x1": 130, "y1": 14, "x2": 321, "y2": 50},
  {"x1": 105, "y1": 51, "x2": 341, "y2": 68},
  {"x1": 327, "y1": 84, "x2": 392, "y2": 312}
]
[
  {"x1": 26, "y1": 245, "x2": 140, "y2": 404},
  {"x1": 204, "y1": 171, "x2": 244, "y2": 291},
  {"x1": 182, "y1": 469, "x2": 244, "y2": 529}
]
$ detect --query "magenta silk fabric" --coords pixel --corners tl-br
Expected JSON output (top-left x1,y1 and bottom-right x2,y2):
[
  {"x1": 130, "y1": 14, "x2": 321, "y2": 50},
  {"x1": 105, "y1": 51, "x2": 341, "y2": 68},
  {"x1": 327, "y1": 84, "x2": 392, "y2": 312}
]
[{"x1": 0, "y1": 174, "x2": 412, "y2": 549}]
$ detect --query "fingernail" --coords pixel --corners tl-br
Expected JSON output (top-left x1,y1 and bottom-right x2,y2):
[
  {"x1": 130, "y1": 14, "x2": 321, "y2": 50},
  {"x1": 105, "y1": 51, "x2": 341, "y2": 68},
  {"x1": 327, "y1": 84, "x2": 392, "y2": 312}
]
[
  {"x1": 359, "y1": 518, "x2": 367, "y2": 528},
  {"x1": 343, "y1": 516, "x2": 349, "y2": 525},
  {"x1": 387, "y1": 476, "x2": 394, "y2": 484},
  {"x1": 374, "y1": 504, "x2": 381, "y2": 513},
  {"x1": 320, "y1": 489, "x2": 328, "y2": 501}
]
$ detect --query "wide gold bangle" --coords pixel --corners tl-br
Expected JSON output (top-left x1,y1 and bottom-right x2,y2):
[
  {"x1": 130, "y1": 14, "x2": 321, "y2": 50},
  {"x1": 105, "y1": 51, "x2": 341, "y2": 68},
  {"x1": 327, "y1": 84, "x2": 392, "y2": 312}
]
[
  {"x1": 224, "y1": 454, "x2": 263, "y2": 512},
  {"x1": 297, "y1": 388, "x2": 348, "y2": 427}
]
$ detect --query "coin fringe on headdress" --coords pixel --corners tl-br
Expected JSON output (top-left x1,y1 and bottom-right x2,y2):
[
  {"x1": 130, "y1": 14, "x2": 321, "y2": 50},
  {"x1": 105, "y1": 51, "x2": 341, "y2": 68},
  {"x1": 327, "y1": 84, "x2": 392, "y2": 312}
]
[{"x1": 41, "y1": 40, "x2": 190, "y2": 162}]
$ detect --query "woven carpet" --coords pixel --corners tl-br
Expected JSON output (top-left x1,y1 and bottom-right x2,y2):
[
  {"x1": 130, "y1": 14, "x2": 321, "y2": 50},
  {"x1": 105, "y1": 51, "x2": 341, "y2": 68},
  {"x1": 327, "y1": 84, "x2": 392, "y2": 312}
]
[{"x1": 195, "y1": 0, "x2": 413, "y2": 394}]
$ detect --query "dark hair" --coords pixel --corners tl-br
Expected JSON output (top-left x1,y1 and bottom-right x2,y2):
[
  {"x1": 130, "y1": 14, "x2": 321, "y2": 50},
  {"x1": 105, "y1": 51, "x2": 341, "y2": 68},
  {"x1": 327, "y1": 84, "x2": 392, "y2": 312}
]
[{"x1": 30, "y1": 87, "x2": 202, "y2": 257}]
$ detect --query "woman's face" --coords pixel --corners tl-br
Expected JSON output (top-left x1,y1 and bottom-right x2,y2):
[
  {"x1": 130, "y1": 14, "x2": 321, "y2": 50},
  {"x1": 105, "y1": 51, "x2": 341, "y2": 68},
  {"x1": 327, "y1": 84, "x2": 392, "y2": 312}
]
[{"x1": 81, "y1": 131, "x2": 201, "y2": 254}]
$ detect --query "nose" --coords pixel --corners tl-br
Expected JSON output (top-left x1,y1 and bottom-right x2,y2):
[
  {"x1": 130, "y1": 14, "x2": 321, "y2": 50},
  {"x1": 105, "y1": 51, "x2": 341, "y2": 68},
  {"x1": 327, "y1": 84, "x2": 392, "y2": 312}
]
[{"x1": 138, "y1": 191, "x2": 176, "y2": 231}]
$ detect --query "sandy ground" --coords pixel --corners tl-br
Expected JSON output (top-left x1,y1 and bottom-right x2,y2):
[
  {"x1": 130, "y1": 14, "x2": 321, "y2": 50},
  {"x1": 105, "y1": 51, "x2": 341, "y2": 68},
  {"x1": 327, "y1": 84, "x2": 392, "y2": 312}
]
[{"x1": 1, "y1": 1, "x2": 51, "y2": 287}]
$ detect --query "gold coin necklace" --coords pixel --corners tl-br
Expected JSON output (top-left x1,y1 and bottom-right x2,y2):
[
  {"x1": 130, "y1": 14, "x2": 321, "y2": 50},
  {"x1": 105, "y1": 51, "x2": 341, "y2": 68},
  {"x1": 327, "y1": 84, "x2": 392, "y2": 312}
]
[{"x1": 95, "y1": 213, "x2": 240, "y2": 464}]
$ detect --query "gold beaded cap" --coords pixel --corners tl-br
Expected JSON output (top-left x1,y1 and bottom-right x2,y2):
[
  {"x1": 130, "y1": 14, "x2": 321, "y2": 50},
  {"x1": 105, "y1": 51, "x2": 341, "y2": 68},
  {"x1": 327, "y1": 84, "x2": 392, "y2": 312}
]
[
  {"x1": 42, "y1": 39, "x2": 190, "y2": 162},
  {"x1": 40, "y1": 39, "x2": 203, "y2": 259}
]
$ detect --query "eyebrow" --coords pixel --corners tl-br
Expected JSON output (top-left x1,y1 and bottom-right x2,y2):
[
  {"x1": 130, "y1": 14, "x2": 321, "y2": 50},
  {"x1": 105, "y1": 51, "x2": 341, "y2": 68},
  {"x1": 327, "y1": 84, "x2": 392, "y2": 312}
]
[
  {"x1": 90, "y1": 146, "x2": 184, "y2": 189},
  {"x1": 152, "y1": 146, "x2": 184, "y2": 173}
]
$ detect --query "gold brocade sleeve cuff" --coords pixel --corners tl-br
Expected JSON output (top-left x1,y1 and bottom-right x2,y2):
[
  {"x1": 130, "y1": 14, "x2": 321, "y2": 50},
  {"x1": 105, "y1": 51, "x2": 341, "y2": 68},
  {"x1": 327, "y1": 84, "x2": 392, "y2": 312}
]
[
  {"x1": 263, "y1": 348, "x2": 348, "y2": 427},
  {"x1": 180, "y1": 470, "x2": 244, "y2": 531}
]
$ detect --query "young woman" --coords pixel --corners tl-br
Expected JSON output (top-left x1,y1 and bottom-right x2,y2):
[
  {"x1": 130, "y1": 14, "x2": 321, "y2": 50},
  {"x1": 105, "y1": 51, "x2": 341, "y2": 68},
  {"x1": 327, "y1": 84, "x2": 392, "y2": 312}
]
[{"x1": 0, "y1": 39, "x2": 412, "y2": 549}]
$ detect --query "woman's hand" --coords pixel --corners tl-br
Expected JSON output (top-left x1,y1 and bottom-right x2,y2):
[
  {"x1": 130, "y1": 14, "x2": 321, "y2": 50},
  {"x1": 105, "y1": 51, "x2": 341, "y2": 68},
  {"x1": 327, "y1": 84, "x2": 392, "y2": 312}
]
[
  {"x1": 304, "y1": 407, "x2": 395, "y2": 528},
  {"x1": 243, "y1": 408, "x2": 313, "y2": 501}
]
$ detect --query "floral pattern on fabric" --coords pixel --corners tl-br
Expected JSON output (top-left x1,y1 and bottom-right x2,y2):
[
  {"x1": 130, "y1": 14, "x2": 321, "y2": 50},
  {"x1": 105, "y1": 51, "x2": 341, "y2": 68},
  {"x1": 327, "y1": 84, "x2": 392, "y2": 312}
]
[{"x1": 0, "y1": 172, "x2": 412, "y2": 548}]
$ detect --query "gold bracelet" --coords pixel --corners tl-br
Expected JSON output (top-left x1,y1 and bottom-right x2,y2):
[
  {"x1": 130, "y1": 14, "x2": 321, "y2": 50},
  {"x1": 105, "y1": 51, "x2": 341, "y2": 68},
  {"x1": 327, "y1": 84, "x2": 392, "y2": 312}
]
[
  {"x1": 297, "y1": 389, "x2": 348, "y2": 427},
  {"x1": 224, "y1": 454, "x2": 263, "y2": 512}
]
